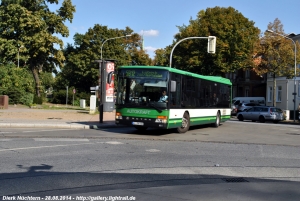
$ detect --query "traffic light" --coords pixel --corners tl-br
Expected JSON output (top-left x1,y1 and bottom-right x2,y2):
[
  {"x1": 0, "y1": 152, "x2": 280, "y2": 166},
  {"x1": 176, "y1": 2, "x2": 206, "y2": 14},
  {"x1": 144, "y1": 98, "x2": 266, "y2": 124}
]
[{"x1": 207, "y1": 36, "x2": 216, "y2": 54}]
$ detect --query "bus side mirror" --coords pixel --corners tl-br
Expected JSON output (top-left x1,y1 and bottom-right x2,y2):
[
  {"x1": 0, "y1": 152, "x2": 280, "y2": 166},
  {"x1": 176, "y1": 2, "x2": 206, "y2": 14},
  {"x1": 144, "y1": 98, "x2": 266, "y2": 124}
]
[
  {"x1": 171, "y1": 80, "x2": 176, "y2": 92},
  {"x1": 107, "y1": 71, "x2": 115, "y2": 84}
]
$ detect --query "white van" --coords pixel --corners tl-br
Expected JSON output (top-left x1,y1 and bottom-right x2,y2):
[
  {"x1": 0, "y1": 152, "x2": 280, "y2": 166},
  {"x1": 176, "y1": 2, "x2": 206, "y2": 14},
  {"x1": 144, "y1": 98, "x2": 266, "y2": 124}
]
[{"x1": 231, "y1": 97, "x2": 265, "y2": 115}]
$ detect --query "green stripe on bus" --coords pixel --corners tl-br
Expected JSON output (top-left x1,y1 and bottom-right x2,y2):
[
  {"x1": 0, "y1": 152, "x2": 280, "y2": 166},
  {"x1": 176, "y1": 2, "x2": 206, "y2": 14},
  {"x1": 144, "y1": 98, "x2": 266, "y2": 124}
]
[{"x1": 168, "y1": 115, "x2": 231, "y2": 128}]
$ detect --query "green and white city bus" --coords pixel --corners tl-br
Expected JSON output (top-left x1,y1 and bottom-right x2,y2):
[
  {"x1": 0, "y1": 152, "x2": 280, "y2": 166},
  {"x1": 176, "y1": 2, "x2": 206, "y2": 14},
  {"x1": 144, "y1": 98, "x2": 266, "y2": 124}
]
[{"x1": 113, "y1": 66, "x2": 232, "y2": 133}]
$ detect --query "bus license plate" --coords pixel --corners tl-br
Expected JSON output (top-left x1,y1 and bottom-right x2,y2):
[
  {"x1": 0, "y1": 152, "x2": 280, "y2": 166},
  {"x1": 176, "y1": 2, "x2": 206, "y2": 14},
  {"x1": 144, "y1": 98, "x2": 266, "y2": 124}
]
[{"x1": 132, "y1": 122, "x2": 144, "y2": 126}]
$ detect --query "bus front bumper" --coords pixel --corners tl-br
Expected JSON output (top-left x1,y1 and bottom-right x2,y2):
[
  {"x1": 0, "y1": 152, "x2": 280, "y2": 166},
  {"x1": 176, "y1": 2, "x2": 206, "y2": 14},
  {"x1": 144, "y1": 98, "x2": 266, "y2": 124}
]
[{"x1": 116, "y1": 117, "x2": 168, "y2": 129}]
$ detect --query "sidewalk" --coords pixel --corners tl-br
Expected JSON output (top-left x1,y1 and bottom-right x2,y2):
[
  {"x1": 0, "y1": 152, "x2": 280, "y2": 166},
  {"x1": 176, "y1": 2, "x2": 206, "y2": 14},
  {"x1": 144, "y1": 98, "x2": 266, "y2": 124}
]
[{"x1": 0, "y1": 105, "x2": 118, "y2": 129}]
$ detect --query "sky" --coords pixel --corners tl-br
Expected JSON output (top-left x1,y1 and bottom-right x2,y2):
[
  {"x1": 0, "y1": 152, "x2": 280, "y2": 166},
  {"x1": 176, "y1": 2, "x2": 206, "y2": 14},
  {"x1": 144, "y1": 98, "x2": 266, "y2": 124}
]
[{"x1": 49, "y1": 0, "x2": 300, "y2": 58}]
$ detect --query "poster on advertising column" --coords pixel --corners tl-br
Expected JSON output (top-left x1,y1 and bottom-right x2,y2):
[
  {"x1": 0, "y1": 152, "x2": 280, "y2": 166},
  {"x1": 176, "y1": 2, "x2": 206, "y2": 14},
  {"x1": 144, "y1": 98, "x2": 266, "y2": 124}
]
[{"x1": 106, "y1": 62, "x2": 115, "y2": 102}]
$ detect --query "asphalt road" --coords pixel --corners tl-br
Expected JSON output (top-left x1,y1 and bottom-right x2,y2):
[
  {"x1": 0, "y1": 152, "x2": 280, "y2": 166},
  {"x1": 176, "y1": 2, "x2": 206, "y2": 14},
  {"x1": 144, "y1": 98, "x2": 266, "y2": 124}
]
[
  {"x1": 1, "y1": 121, "x2": 300, "y2": 201},
  {"x1": 1, "y1": 120, "x2": 300, "y2": 146}
]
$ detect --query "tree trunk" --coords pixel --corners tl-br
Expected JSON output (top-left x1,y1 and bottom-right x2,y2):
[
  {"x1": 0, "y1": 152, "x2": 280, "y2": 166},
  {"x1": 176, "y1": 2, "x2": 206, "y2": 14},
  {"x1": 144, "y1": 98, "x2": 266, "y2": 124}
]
[{"x1": 31, "y1": 66, "x2": 41, "y2": 97}]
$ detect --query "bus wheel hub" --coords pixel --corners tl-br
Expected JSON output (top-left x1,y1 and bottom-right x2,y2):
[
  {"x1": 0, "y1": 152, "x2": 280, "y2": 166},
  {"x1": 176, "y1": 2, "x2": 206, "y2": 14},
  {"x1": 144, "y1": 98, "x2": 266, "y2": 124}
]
[{"x1": 181, "y1": 117, "x2": 188, "y2": 128}]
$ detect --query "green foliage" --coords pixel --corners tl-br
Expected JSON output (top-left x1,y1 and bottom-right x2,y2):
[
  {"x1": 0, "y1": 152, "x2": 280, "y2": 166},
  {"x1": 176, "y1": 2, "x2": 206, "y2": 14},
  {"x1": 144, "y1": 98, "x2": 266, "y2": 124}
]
[
  {"x1": 6, "y1": 88, "x2": 24, "y2": 104},
  {"x1": 252, "y1": 18, "x2": 300, "y2": 107},
  {"x1": 73, "y1": 99, "x2": 80, "y2": 107},
  {"x1": 253, "y1": 18, "x2": 300, "y2": 78},
  {"x1": 50, "y1": 89, "x2": 91, "y2": 106},
  {"x1": 0, "y1": 0, "x2": 76, "y2": 96},
  {"x1": 155, "y1": 6, "x2": 260, "y2": 76},
  {"x1": 55, "y1": 25, "x2": 148, "y2": 93},
  {"x1": 0, "y1": 64, "x2": 35, "y2": 104},
  {"x1": 19, "y1": 93, "x2": 34, "y2": 106},
  {"x1": 39, "y1": 72, "x2": 55, "y2": 91},
  {"x1": 33, "y1": 94, "x2": 43, "y2": 104}
]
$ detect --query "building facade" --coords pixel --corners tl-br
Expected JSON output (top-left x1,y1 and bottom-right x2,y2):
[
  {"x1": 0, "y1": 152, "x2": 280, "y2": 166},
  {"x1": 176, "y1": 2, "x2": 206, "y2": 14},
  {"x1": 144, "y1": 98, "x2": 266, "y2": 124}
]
[
  {"x1": 226, "y1": 69, "x2": 266, "y2": 100},
  {"x1": 266, "y1": 33, "x2": 300, "y2": 119}
]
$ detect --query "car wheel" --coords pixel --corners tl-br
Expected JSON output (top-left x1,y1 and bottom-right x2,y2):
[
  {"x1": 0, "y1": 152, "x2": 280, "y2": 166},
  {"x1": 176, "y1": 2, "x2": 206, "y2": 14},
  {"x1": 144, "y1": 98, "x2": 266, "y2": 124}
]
[
  {"x1": 213, "y1": 112, "x2": 220, "y2": 128},
  {"x1": 259, "y1": 116, "x2": 265, "y2": 123},
  {"x1": 238, "y1": 114, "x2": 244, "y2": 121},
  {"x1": 134, "y1": 126, "x2": 148, "y2": 131},
  {"x1": 177, "y1": 112, "x2": 190, "y2": 133}
]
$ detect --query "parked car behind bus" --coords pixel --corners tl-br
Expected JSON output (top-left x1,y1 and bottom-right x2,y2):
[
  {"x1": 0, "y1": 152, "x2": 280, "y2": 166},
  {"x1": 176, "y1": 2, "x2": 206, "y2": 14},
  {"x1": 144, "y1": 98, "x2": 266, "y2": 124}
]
[
  {"x1": 237, "y1": 106, "x2": 284, "y2": 123},
  {"x1": 231, "y1": 97, "x2": 265, "y2": 116},
  {"x1": 237, "y1": 102, "x2": 261, "y2": 113}
]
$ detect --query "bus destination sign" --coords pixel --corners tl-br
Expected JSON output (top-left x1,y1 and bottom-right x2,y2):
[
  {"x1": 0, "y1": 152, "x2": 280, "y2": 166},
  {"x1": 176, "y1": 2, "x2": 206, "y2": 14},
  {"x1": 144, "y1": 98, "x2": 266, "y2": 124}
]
[{"x1": 123, "y1": 69, "x2": 166, "y2": 78}]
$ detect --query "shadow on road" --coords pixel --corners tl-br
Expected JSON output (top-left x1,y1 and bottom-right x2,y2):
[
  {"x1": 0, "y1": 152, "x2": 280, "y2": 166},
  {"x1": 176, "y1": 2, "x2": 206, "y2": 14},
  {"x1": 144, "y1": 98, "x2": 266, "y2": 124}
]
[{"x1": 1, "y1": 164, "x2": 299, "y2": 200}]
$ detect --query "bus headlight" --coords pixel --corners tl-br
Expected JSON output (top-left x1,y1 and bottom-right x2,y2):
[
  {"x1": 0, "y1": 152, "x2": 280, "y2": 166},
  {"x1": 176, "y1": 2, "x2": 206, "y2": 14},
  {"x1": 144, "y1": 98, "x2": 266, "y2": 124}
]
[
  {"x1": 116, "y1": 112, "x2": 123, "y2": 120},
  {"x1": 155, "y1": 116, "x2": 167, "y2": 123}
]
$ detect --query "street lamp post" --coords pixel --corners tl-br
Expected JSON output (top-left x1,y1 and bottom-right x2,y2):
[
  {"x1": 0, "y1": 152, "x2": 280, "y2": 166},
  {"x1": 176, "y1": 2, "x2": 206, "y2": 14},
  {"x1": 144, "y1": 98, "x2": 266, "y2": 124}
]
[
  {"x1": 266, "y1": 30, "x2": 297, "y2": 122},
  {"x1": 17, "y1": 45, "x2": 24, "y2": 68},
  {"x1": 100, "y1": 35, "x2": 132, "y2": 61},
  {"x1": 98, "y1": 34, "x2": 132, "y2": 123}
]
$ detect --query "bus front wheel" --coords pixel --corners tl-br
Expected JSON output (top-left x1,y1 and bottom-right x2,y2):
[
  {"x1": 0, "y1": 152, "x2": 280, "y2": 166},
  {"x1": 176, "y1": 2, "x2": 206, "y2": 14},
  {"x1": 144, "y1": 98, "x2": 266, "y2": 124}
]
[
  {"x1": 177, "y1": 112, "x2": 190, "y2": 133},
  {"x1": 213, "y1": 112, "x2": 220, "y2": 128}
]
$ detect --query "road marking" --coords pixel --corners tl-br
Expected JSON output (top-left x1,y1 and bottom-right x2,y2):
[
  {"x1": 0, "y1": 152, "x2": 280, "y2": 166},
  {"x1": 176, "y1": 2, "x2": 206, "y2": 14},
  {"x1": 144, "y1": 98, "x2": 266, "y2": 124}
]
[
  {"x1": 23, "y1": 129, "x2": 78, "y2": 133},
  {"x1": 146, "y1": 149, "x2": 161, "y2": 152},
  {"x1": 0, "y1": 139, "x2": 12, "y2": 141},
  {"x1": 105, "y1": 141, "x2": 124, "y2": 145},
  {"x1": 0, "y1": 142, "x2": 95, "y2": 152},
  {"x1": 34, "y1": 138, "x2": 89, "y2": 142},
  {"x1": 0, "y1": 140, "x2": 125, "y2": 152}
]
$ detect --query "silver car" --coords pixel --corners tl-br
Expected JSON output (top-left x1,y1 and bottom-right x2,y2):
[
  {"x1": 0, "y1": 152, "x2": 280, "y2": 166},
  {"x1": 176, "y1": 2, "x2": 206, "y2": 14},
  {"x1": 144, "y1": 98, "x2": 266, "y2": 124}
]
[
  {"x1": 237, "y1": 106, "x2": 284, "y2": 123},
  {"x1": 237, "y1": 102, "x2": 261, "y2": 113}
]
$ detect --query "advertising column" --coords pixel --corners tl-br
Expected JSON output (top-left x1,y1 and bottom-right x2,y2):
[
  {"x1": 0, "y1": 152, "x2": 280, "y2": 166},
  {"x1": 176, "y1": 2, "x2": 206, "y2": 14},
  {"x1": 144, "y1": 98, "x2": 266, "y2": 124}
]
[{"x1": 102, "y1": 61, "x2": 115, "y2": 112}]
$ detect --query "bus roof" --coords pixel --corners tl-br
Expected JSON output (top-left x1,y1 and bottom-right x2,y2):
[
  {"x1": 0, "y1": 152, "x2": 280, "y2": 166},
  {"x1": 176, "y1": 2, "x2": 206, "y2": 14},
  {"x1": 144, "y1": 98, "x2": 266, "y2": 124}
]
[{"x1": 119, "y1": 66, "x2": 232, "y2": 85}]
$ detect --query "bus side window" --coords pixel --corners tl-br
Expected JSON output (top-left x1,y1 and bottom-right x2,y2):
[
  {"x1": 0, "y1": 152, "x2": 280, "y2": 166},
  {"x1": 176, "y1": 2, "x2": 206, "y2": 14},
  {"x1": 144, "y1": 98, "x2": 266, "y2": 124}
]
[{"x1": 170, "y1": 73, "x2": 182, "y2": 108}]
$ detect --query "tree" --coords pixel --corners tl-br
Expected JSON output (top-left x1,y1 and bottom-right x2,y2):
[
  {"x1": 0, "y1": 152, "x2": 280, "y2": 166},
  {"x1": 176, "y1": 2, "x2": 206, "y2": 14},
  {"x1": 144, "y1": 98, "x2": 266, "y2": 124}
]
[
  {"x1": 57, "y1": 24, "x2": 147, "y2": 92},
  {"x1": 0, "y1": 0, "x2": 75, "y2": 97},
  {"x1": 253, "y1": 18, "x2": 300, "y2": 106},
  {"x1": 156, "y1": 7, "x2": 260, "y2": 76},
  {"x1": 153, "y1": 48, "x2": 170, "y2": 66}
]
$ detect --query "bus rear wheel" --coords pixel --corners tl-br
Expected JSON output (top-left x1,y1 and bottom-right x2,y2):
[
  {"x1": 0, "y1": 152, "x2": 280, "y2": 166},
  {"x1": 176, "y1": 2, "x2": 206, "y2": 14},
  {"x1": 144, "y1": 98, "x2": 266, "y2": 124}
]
[{"x1": 177, "y1": 112, "x2": 190, "y2": 133}]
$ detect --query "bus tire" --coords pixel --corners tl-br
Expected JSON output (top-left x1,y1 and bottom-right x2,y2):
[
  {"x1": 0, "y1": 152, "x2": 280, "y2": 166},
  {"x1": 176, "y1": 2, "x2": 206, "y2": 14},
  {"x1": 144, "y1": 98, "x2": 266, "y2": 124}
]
[
  {"x1": 177, "y1": 112, "x2": 190, "y2": 133},
  {"x1": 213, "y1": 112, "x2": 220, "y2": 128},
  {"x1": 134, "y1": 126, "x2": 148, "y2": 131}
]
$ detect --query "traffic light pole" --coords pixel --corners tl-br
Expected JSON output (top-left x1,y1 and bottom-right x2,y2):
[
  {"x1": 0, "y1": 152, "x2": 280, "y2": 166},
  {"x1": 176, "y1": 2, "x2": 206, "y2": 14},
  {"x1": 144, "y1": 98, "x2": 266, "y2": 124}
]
[{"x1": 169, "y1": 36, "x2": 216, "y2": 67}]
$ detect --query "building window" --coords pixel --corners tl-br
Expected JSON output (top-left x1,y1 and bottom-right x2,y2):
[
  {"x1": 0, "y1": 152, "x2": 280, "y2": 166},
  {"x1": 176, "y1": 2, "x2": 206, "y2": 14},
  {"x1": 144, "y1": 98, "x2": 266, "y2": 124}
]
[
  {"x1": 276, "y1": 86, "x2": 282, "y2": 102},
  {"x1": 245, "y1": 87, "x2": 249, "y2": 97},
  {"x1": 245, "y1": 70, "x2": 250, "y2": 79},
  {"x1": 268, "y1": 86, "x2": 273, "y2": 102}
]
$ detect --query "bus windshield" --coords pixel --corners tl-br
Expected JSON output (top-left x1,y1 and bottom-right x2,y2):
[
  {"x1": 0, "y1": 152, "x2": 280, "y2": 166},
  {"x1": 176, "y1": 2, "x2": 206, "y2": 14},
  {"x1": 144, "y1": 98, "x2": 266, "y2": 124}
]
[{"x1": 116, "y1": 69, "x2": 169, "y2": 109}]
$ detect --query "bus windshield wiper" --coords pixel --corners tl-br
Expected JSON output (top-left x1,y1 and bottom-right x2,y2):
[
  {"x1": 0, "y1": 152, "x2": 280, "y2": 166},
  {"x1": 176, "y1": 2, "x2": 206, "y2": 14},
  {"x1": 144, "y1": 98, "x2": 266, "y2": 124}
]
[{"x1": 149, "y1": 103, "x2": 162, "y2": 113}]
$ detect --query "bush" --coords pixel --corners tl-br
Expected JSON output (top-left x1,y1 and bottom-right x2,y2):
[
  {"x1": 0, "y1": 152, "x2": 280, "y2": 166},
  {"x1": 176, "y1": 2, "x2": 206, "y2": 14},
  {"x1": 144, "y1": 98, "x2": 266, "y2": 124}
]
[
  {"x1": 7, "y1": 88, "x2": 24, "y2": 104},
  {"x1": 50, "y1": 89, "x2": 91, "y2": 106},
  {"x1": 20, "y1": 93, "x2": 34, "y2": 106},
  {"x1": 51, "y1": 90, "x2": 69, "y2": 104},
  {"x1": 0, "y1": 64, "x2": 35, "y2": 104},
  {"x1": 33, "y1": 95, "x2": 43, "y2": 104}
]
